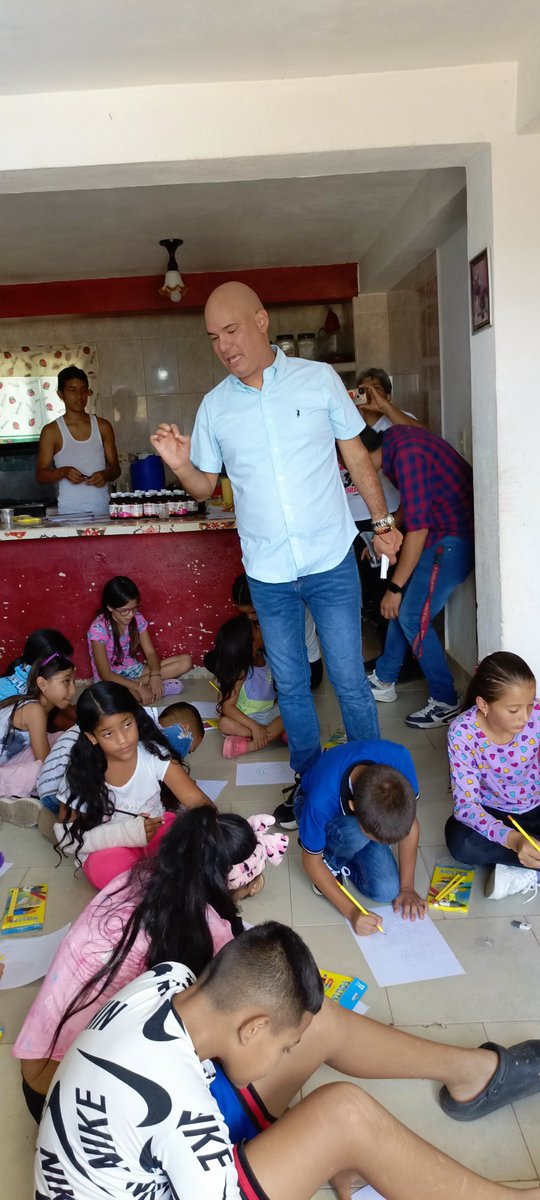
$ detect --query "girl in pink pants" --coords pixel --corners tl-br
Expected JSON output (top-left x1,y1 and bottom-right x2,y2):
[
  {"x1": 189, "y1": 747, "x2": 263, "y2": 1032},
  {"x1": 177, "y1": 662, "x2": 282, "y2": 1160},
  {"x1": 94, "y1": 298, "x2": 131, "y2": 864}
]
[{"x1": 54, "y1": 679, "x2": 214, "y2": 888}]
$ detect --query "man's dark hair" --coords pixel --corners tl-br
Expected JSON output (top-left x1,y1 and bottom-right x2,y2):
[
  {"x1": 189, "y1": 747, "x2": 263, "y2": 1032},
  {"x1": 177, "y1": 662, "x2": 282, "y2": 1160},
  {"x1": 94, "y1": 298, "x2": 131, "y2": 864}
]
[
  {"x1": 351, "y1": 765, "x2": 416, "y2": 843},
  {"x1": 57, "y1": 366, "x2": 89, "y2": 392},
  {"x1": 357, "y1": 366, "x2": 392, "y2": 395},
  {"x1": 199, "y1": 921, "x2": 324, "y2": 1028}
]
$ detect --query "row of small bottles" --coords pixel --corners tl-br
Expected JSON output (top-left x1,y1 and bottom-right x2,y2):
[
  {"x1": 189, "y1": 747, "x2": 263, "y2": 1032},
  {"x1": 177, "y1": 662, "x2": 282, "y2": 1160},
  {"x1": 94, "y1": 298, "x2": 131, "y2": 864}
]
[{"x1": 109, "y1": 490, "x2": 204, "y2": 519}]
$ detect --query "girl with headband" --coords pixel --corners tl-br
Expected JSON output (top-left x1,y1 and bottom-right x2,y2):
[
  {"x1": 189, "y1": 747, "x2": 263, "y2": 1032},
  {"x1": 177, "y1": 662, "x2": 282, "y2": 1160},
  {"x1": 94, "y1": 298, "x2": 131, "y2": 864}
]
[
  {"x1": 0, "y1": 651, "x2": 76, "y2": 826},
  {"x1": 14, "y1": 806, "x2": 288, "y2": 1121}
]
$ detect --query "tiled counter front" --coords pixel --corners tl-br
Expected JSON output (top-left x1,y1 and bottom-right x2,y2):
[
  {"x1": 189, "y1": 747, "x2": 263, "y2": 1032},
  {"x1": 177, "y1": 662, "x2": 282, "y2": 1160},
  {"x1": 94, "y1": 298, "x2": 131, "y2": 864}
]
[{"x1": 0, "y1": 517, "x2": 242, "y2": 674}]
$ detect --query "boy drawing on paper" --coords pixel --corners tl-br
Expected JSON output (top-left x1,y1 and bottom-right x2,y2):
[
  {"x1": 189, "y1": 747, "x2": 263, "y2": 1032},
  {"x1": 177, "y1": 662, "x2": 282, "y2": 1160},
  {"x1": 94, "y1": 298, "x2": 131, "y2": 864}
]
[{"x1": 293, "y1": 738, "x2": 427, "y2": 934}]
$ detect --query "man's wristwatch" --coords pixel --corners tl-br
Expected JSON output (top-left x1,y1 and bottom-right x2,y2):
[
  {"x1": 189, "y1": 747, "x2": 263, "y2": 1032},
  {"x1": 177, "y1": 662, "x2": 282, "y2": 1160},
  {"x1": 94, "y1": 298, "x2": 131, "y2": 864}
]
[
  {"x1": 386, "y1": 581, "x2": 403, "y2": 595},
  {"x1": 371, "y1": 513, "x2": 396, "y2": 534}
]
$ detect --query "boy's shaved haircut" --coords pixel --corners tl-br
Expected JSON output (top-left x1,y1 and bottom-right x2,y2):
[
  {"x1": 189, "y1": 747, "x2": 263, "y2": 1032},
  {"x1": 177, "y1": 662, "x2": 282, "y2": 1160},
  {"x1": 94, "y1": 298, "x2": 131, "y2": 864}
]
[
  {"x1": 351, "y1": 765, "x2": 417, "y2": 844},
  {"x1": 160, "y1": 701, "x2": 204, "y2": 740},
  {"x1": 199, "y1": 921, "x2": 324, "y2": 1028}
]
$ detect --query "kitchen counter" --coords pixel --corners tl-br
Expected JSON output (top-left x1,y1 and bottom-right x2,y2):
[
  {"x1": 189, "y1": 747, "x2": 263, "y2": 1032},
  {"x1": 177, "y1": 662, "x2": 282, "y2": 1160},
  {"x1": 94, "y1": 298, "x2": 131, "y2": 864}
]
[{"x1": 0, "y1": 508, "x2": 236, "y2": 542}]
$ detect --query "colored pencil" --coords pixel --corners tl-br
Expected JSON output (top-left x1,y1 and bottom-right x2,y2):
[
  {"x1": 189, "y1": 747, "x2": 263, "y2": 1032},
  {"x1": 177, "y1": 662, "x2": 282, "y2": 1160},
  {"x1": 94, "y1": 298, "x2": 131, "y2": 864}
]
[
  {"x1": 432, "y1": 872, "x2": 468, "y2": 906},
  {"x1": 336, "y1": 880, "x2": 385, "y2": 934},
  {"x1": 509, "y1": 816, "x2": 540, "y2": 855}
]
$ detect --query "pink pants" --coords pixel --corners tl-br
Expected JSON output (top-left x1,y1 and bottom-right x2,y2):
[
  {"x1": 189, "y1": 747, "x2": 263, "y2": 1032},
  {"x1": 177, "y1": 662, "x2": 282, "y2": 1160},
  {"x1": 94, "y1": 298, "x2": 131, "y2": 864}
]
[{"x1": 82, "y1": 811, "x2": 177, "y2": 890}]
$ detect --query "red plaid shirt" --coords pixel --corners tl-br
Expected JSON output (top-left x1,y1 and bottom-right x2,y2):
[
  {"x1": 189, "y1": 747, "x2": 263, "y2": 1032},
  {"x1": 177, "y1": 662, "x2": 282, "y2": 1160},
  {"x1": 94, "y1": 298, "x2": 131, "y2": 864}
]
[{"x1": 381, "y1": 426, "x2": 474, "y2": 548}]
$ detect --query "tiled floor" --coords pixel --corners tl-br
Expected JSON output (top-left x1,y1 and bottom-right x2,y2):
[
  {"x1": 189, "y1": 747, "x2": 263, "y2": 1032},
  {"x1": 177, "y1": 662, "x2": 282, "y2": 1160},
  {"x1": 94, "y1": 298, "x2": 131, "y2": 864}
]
[{"x1": 2, "y1": 667, "x2": 540, "y2": 1198}]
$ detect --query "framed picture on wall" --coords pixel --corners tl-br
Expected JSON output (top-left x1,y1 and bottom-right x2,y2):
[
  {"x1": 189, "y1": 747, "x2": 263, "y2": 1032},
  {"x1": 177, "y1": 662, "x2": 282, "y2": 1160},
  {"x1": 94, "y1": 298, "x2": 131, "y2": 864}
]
[{"x1": 469, "y1": 247, "x2": 492, "y2": 333}]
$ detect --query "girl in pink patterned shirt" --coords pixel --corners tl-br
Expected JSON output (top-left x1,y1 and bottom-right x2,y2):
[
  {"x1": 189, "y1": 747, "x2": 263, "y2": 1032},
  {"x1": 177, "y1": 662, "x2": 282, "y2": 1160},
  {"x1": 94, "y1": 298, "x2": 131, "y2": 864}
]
[
  {"x1": 87, "y1": 575, "x2": 192, "y2": 703},
  {"x1": 445, "y1": 651, "x2": 540, "y2": 901}
]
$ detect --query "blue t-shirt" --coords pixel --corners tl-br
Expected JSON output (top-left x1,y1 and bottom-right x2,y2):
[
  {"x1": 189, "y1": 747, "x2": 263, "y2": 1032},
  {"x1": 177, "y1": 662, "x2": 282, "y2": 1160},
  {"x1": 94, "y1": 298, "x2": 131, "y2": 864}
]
[{"x1": 298, "y1": 739, "x2": 419, "y2": 855}]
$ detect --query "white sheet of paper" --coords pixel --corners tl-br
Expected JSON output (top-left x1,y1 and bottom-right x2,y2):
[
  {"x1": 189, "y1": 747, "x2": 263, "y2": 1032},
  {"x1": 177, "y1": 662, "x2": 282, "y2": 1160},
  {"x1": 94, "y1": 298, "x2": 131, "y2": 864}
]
[
  {"x1": 0, "y1": 923, "x2": 70, "y2": 990},
  {"x1": 348, "y1": 907, "x2": 465, "y2": 987},
  {"x1": 236, "y1": 761, "x2": 295, "y2": 787},
  {"x1": 195, "y1": 779, "x2": 228, "y2": 803},
  {"x1": 191, "y1": 700, "x2": 219, "y2": 718},
  {"x1": 0, "y1": 860, "x2": 13, "y2": 879},
  {"x1": 352, "y1": 1188, "x2": 387, "y2": 1200}
]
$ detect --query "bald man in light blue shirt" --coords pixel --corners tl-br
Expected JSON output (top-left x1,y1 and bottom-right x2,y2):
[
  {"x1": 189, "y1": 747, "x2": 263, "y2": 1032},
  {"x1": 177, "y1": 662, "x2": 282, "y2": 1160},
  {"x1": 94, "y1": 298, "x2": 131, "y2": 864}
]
[{"x1": 151, "y1": 283, "x2": 402, "y2": 814}]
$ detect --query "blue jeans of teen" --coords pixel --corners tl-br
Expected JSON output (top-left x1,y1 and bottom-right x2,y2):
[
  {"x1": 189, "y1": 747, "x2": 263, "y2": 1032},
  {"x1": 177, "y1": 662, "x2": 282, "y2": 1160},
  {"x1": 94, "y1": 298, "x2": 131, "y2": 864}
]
[
  {"x1": 376, "y1": 536, "x2": 474, "y2": 705},
  {"x1": 248, "y1": 548, "x2": 379, "y2": 778},
  {"x1": 322, "y1": 811, "x2": 400, "y2": 902}
]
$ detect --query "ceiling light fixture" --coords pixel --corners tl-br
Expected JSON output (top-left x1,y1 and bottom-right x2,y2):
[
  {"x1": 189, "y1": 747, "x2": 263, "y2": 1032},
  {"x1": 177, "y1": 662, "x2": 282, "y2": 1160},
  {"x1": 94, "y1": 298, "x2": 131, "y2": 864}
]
[{"x1": 158, "y1": 238, "x2": 186, "y2": 303}]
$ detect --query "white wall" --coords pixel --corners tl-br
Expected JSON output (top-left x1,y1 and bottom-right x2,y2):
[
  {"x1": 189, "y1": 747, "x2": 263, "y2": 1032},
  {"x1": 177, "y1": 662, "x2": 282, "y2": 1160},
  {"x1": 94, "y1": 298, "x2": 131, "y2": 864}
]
[{"x1": 438, "y1": 224, "x2": 476, "y2": 674}]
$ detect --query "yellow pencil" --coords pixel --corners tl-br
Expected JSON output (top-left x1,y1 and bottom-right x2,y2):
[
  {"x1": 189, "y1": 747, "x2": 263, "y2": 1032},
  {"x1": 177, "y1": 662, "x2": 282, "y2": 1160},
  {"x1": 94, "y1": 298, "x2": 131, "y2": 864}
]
[
  {"x1": 431, "y1": 872, "x2": 468, "y2": 906},
  {"x1": 5, "y1": 887, "x2": 18, "y2": 924},
  {"x1": 336, "y1": 880, "x2": 385, "y2": 934},
  {"x1": 208, "y1": 679, "x2": 220, "y2": 693},
  {"x1": 509, "y1": 816, "x2": 540, "y2": 855}
]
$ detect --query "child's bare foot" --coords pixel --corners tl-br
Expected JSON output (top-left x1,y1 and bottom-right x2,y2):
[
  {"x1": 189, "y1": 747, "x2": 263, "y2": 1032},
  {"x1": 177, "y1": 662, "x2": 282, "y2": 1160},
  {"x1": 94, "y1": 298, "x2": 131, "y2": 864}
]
[
  {"x1": 445, "y1": 1046, "x2": 499, "y2": 1103},
  {"x1": 330, "y1": 1168, "x2": 365, "y2": 1199}
]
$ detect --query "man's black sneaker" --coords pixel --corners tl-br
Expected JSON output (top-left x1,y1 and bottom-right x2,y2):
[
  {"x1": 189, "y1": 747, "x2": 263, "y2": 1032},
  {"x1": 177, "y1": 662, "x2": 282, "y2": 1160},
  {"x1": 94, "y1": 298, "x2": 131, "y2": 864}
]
[{"x1": 273, "y1": 774, "x2": 302, "y2": 829}]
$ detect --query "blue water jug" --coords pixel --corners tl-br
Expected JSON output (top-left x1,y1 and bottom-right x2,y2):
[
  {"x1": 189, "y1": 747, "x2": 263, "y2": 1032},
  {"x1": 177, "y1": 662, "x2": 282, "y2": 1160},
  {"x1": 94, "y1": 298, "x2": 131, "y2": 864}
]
[{"x1": 130, "y1": 455, "x2": 166, "y2": 491}]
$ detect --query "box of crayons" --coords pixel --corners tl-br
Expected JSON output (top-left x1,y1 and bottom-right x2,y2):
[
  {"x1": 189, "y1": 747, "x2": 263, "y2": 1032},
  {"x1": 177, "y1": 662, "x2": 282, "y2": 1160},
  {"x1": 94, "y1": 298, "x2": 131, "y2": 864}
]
[
  {"x1": 320, "y1": 968, "x2": 368, "y2": 1011},
  {"x1": 1, "y1": 883, "x2": 48, "y2": 934},
  {"x1": 428, "y1": 865, "x2": 475, "y2": 913}
]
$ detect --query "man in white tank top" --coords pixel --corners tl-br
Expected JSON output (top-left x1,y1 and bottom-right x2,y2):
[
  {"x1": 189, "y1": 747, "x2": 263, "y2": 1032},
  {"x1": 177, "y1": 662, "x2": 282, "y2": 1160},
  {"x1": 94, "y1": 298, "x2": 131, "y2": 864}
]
[{"x1": 36, "y1": 367, "x2": 120, "y2": 518}]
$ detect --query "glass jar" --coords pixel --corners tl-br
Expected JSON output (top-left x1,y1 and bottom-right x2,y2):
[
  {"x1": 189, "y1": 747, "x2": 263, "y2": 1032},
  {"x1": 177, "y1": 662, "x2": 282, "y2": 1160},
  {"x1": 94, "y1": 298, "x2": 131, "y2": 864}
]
[
  {"x1": 297, "y1": 333, "x2": 317, "y2": 360},
  {"x1": 109, "y1": 493, "x2": 118, "y2": 519},
  {"x1": 276, "y1": 333, "x2": 297, "y2": 357}
]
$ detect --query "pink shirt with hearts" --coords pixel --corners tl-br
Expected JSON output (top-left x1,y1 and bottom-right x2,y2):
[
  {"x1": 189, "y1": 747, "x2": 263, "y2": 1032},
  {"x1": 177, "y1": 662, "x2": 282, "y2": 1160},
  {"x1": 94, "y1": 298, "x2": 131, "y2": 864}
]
[{"x1": 448, "y1": 700, "x2": 540, "y2": 843}]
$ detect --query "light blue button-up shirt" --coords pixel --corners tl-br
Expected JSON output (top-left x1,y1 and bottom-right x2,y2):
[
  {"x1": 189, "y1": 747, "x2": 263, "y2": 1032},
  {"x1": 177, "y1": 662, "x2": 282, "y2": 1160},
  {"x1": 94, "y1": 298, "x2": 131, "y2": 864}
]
[{"x1": 190, "y1": 348, "x2": 365, "y2": 583}]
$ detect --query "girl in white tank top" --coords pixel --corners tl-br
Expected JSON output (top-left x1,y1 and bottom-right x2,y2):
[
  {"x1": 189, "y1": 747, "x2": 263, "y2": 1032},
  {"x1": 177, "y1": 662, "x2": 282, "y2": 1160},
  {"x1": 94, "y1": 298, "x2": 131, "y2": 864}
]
[{"x1": 54, "y1": 414, "x2": 110, "y2": 517}]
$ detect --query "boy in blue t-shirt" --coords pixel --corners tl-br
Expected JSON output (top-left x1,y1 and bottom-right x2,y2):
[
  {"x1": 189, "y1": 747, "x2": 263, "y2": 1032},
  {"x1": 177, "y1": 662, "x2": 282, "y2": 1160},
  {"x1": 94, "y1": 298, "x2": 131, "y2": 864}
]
[{"x1": 297, "y1": 738, "x2": 427, "y2": 935}]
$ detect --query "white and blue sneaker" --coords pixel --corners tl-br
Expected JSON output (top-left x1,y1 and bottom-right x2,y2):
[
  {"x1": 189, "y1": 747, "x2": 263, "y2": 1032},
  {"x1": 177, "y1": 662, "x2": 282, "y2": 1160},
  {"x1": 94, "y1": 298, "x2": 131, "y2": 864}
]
[
  {"x1": 368, "y1": 671, "x2": 397, "y2": 703},
  {"x1": 405, "y1": 697, "x2": 461, "y2": 728}
]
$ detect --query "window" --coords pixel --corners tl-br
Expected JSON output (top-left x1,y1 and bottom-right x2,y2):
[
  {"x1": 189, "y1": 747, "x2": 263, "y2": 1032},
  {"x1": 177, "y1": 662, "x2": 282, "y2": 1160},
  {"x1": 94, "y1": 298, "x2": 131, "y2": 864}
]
[{"x1": 0, "y1": 344, "x2": 98, "y2": 443}]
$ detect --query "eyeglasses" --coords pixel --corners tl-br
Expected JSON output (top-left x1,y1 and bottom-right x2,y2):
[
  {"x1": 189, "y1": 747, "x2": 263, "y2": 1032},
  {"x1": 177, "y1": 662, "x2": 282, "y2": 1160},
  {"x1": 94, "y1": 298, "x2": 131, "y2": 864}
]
[{"x1": 113, "y1": 605, "x2": 138, "y2": 618}]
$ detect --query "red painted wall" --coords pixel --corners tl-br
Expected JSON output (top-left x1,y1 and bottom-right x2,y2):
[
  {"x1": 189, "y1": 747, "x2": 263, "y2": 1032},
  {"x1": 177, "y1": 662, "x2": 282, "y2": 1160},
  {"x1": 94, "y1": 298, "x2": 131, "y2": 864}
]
[{"x1": 0, "y1": 530, "x2": 243, "y2": 677}]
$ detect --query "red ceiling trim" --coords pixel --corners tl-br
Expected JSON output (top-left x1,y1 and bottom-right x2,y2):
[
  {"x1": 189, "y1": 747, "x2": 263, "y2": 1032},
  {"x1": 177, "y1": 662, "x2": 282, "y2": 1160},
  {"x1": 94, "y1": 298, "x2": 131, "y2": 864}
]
[{"x1": 0, "y1": 264, "x2": 358, "y2": 319}]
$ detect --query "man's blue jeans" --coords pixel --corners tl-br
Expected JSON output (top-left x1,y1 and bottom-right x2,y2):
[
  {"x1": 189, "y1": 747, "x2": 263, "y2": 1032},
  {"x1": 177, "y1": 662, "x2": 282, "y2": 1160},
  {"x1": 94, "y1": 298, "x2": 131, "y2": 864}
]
[
  {"x1": 376, "y1": 536, "x2": 474, "y2": 705},
  {"x1": 248, "y1": 548, "x2": 379, "y2": 778}
]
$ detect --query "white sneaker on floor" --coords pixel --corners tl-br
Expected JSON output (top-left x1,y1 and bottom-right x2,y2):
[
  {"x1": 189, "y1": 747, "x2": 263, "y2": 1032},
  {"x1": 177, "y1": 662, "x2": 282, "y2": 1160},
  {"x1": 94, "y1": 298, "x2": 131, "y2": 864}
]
[
  {"x1": 485, "y1": 863, "x2": 539, "y2": 902},
  {"x1": 367, "y1": 671, "x2": 397, "y2": 703},
  {"x1": 405, "y1": 696, "x2": 461, "y2": 728},
  {"x1": 0, "y1": 795, "x2": 41, "y2": 827}
]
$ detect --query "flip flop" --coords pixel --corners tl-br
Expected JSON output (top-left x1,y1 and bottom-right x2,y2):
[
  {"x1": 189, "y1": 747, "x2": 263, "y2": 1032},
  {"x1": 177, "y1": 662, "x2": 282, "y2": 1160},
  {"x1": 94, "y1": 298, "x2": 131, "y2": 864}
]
[{"x1": 440, "y1": 1040, "x2": 540, "y2": 1121}]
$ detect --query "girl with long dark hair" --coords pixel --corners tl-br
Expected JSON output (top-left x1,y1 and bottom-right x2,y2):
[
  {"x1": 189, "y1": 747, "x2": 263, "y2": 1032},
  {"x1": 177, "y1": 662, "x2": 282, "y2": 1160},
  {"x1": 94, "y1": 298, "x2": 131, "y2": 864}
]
[
  {"x1": 14, "y1": 806, "x2": 288, "y2": 1120},
  {"x1": 213, "y1": 613, "x2": 285, "y2": 758},
  {"x1": 0, "y1": 628, "x2": 74, "y2": 701},
  {"x1": 54, "y1": 680, "x2": 213, "y2": 888},
  {"x1": 0, "y1": 652, "x2": 76, "y2": 825},
  {"x1": 87, "y1": 574, "x2": 192, "y2": 703}
]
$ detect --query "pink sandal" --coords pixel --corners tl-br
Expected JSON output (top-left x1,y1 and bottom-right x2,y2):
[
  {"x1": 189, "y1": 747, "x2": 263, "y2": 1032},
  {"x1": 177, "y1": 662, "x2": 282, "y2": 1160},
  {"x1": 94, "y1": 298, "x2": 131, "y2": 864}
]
[{"x1": 222, "y1": 735, "x2": 250, "y2": 759}]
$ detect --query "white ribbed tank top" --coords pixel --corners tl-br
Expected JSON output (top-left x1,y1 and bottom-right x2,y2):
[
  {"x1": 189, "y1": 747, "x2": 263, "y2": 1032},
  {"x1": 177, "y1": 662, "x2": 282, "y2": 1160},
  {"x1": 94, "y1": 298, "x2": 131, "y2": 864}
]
[{"x1": 54, "y1": 414, "x2": 109, "y2": 518}]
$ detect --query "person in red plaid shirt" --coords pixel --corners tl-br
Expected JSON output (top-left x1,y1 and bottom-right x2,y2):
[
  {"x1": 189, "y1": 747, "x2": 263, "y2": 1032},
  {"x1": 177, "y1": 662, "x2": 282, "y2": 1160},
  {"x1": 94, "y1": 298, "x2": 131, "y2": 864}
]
[{"x1": 367, "y1": 425, "x2": 474, "y2": 728}]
